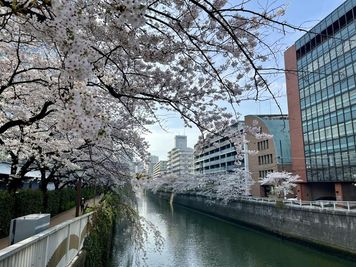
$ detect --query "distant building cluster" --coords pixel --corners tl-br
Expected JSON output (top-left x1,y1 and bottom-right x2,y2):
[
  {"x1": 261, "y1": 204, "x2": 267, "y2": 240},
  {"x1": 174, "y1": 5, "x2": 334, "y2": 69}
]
[
  {"x1": 135, "y1": 0, "x2": 356, "y2": 201},
  {"x1": 139, "y1": 116, "x2": 292, "y2": 200}
]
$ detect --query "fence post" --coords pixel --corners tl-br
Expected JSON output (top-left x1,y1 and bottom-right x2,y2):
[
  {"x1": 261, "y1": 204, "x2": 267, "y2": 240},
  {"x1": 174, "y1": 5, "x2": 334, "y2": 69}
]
[
  {"x1": 65, "y1": 223, "x2": 71, "y2": 265},
  {"x1": 44, "y1": 235, "x2": 50, "y2": 265},
  {"x1": 79, "y1": 217, "x2": 82, "y2": 250},
  {"x1": 321, "y1": 202, "x2": 324, "y2": 210},
  {"x1": 333, "y1": 202, "x2": 336, "y2": 210},
  {"x1": 347, "y1": 202, "x2": 350, "y2": 211}
]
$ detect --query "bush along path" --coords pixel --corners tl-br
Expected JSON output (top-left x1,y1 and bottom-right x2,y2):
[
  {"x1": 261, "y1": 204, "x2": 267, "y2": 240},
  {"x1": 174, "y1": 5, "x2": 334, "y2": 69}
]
[{"x1": 0, "y1": 187, "x2": 99, "y2": 249}]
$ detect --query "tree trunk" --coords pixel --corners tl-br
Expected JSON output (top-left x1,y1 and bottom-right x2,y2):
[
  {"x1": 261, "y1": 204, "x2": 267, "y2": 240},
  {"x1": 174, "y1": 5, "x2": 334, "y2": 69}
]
[{"x1": 40, "y1": 169, "x2": 49, "y2": 211}]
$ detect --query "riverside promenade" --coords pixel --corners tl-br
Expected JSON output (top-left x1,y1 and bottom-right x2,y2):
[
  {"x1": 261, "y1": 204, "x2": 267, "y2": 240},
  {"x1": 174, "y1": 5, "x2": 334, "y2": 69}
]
[{"x1": 0, "y1": 196, "x2": 101, "y2": 250}]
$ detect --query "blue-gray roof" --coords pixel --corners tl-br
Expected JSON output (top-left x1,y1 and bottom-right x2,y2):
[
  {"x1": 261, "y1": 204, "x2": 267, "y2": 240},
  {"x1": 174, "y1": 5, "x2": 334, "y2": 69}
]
[
  {"x1": 259, "y1": 118, "x2": 291, "y2": 164},
  {"x1": 0, "y1": 162, "x2": 42, "y2": 178}
]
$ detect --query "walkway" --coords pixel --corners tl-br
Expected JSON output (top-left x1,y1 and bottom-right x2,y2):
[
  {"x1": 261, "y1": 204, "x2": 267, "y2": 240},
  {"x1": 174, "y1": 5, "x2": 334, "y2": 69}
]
[{"x1": 0, "y1": 195, "x2": 102, "y2": 250}]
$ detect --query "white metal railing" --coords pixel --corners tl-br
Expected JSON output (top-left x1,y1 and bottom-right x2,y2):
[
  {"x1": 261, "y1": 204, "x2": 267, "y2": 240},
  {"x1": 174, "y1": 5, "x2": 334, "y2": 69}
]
[
  {"x1": 0, "y1": 212, "x2": 93, "y2": 267},
  {"x1": 168, "y1": 191, "x2": 356, "y2": 213},
  {"x1": 238, "y1": 196, "x2": 356, "y2": 212}
]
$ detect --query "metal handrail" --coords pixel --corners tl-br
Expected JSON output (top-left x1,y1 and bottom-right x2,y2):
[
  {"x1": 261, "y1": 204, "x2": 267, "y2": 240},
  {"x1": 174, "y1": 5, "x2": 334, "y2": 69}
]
[
  {"x1": 0, "y1": 212, "x2": 93, "y2": 266},
  {"x1": 239, "y1": 196, "x2": 356, "y2": 212}
]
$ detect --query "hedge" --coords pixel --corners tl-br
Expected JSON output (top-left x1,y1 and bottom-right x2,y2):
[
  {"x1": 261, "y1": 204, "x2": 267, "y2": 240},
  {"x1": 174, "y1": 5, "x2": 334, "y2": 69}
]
[
  {"x1": 0, "y1": 187, "x2": 98, "y2": 238},
  {"x1": 0, "y1": 192, "x2": 14, "y2": 237}
]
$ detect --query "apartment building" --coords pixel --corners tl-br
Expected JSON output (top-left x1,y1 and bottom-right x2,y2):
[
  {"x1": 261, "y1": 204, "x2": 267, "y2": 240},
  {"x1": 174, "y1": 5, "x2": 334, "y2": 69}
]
[
  {"x1": 167, "y1": 136, "x2": 194, "y2": 176},
  {"x1": 193, "y1": 123, "x2": 245, "y2": 174}
]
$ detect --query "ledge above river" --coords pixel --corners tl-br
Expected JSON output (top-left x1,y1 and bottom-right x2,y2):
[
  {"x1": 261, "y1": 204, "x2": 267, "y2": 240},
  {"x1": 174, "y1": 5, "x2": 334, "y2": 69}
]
[{"x1": 153, "y1": 191, "x2": 356, "y2": 258}]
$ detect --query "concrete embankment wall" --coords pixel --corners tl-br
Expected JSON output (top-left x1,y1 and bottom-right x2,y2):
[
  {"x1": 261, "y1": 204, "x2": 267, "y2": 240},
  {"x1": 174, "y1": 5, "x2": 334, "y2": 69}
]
[{"x1": 156, "y1": 192, "x2": 356, "y2": 256}]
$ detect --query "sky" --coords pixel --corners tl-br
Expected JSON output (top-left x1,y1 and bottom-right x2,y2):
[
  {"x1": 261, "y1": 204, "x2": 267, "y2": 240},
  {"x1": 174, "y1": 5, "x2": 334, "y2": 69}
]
[{"x1": 145, "y1": 0, "x2": 346, "y2": 160}]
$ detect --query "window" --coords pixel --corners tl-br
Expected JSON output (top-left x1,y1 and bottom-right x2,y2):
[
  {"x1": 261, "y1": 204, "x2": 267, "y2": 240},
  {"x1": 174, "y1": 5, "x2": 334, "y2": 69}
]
[
  {"x1": 257, "y1": 140, "x2": 269, "y2": 151},
  {"x1": 258, "y1": 154, "x2": 273, "y2": 165}
]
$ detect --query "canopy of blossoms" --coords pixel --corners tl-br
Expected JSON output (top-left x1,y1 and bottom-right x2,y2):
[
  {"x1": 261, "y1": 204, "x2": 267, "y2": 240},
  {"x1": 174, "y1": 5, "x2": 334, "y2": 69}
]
[{"x1": 0, "y1": 0, "x2": 290, "y2": 189}]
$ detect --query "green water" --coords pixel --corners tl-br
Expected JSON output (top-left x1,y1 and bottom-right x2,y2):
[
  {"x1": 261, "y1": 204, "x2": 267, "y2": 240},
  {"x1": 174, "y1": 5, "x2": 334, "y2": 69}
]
[{"x1": 111, "y1": 193, "x2": 356, "y2": 267}]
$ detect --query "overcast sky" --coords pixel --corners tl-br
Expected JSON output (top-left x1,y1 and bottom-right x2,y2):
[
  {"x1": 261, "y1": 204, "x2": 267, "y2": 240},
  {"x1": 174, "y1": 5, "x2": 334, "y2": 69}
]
[{"x1": 145, "y1": 0, "x2": 345, "y2": 160}]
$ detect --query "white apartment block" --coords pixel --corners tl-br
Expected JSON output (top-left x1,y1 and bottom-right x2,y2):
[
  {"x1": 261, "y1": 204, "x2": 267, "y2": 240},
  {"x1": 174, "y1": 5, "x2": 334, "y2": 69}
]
[
  {"x1": 144, "y1": 155, "x2": 159, "y2": 177},
  {"x1": 194, "y1": 123, "x2": 246, "y2": 174},
  {"x1": 167, "y1": 136, "x2": 194, "y2": 176},
  {"x1": 153, "y1": 161, "x2": 168, "y2": 178}
]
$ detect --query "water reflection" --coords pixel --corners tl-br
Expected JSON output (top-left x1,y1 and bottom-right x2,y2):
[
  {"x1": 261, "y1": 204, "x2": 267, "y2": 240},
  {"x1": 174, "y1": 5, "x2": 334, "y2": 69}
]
[{"x1": 111, "y1": 193, "x2": 356, "y2": 267}]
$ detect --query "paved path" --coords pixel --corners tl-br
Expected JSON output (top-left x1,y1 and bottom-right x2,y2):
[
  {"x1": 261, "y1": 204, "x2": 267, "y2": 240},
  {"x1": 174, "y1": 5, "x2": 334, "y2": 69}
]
[{"x1": 0, "y1": 196, "x2": 102, "y2": 250}]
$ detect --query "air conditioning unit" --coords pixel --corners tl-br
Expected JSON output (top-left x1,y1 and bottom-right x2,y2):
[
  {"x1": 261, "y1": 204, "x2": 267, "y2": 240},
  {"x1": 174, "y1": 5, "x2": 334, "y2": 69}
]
[{"x1": 9, "y1": 214, "x2": 50, "y2": 245}]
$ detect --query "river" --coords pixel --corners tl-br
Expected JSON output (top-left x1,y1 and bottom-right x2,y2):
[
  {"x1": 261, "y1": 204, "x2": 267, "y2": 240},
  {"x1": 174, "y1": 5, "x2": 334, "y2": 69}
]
[{"x1": 111, "y1": 193, "x2": 356, "y2": 267}]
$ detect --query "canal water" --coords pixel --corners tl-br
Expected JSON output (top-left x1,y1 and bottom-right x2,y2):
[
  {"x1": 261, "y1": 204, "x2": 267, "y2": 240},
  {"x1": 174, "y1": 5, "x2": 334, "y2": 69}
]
[{"x1": 111, "y1": 193, "x2": 356, "y2": 267}]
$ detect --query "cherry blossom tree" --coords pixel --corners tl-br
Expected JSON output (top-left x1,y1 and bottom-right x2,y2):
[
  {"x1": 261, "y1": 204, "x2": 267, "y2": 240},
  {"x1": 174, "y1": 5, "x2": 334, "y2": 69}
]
[
  {"x1": 0, "y1": 2, "x2": 305, "y2": 263},
  {"x1": 0, "y1": 0, "x2": 292, "y2": 134},
  {"x1": 0, "y1": 1, "x2": 303, "y2": 193},
  {"x1": 260, "y1": 171, "x2": 301, "y2": 199},
  {"x1": 143, "y1": 169, "x2": 252, "y2": 204}
]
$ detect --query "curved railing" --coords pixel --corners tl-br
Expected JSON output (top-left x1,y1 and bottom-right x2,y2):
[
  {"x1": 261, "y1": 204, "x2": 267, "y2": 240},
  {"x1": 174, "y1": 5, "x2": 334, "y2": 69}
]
[{"x1": 0, "y1": 212, "x2": 93, "y2": 267}]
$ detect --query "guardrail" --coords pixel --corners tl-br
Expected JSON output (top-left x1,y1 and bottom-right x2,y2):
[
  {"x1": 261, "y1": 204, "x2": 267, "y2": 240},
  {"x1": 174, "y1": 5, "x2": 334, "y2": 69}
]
[
  {"x1": 162, "y1": 190, "x2": 356, "y2": 213},
  {"x1": 0, "y1": 212, "x2": 93, "y2": 267},
  {"x1": 239, "y1": 196, "x2": 356, "y2": 212}
]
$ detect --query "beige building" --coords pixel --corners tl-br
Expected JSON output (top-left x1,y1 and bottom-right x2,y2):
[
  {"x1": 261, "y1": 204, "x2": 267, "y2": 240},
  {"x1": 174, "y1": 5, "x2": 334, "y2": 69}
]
[{"x1": 245, "y1": 115, "x2": 292, "y2": 197}]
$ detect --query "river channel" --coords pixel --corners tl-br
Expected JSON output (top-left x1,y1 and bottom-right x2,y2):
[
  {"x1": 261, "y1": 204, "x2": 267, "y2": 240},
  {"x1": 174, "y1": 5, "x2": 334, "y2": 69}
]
[{"x1": 111, "y1": 193, "x2": 356, "y2": 267}]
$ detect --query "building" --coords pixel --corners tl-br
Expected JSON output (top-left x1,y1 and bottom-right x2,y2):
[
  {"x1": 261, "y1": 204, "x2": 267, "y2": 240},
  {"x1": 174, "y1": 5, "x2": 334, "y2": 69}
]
[
  {"x1": 175, "y1": 135, "x2": 188, "y2": 149},
  {"x1": 133, "y1": 161, "x2": 145, "y2": 174},
  {"x1": 167, "y1": 136, "x2": 193, "y2": 176},
  {"x1": 0, "y1": 161, "x2": 42, "y2": 190},
  {"x1": 245, "y1": 115, "x2": 292, "y2": 197},
  {"x1": 144, "y1": 155, "x2": 159, "y2": 177},
  {"x1": 193, "y1": 123, "x2": 245, "y2": 174},
  {"x1": 153, "y1": 161, "x2": 168, "y2": 178},
  {"x1": 285, "y1": 0, "x2": 356, "y2": 200}
]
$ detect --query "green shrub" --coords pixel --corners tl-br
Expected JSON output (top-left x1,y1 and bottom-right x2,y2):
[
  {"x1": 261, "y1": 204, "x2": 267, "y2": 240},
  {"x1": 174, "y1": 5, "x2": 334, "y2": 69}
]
[
  {"x1": 0, "y1": 186, "x2": 100, "y2": 238},
  {"x1": 46, "y1": 190, "x2": 61, "y2": 215},
  {"x1": 81, "y1": 187, "x2": 96, "y2": 200},
  {"x1": 0, "y1": 191, "x2": 14, "y2": 236},
  {"x1": 14, "y1": 190, "x2": 43, "y2": 217},
  {"x1": 59, "y1": 188, "x2": 76, "y2": 212}
]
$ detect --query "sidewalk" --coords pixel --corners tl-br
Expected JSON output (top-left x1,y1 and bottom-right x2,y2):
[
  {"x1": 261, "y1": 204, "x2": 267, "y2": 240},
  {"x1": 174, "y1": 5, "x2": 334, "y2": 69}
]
[{"x1": 0, "y1": 195, "x2": 102, "y2": 250}]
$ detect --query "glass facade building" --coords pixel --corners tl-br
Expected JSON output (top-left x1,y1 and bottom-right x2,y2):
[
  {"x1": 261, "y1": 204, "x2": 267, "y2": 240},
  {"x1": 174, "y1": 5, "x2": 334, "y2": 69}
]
[{"x1": 285, "y1": 0, "x2": 356, "y2": 200}]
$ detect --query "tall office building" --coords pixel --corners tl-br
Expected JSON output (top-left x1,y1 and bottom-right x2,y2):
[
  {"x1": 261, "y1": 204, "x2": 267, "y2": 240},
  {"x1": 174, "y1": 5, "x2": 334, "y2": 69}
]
[
  {"x1": 285, "y1": 0, "x2": 356, "y2": 200},
  {"x1": 175, "y1": 135, "x2": 188, "y2": 150}
]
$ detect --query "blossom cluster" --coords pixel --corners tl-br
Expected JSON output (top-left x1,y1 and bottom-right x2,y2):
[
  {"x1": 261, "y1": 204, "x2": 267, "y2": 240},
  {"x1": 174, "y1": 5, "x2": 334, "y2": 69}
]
[{"x1": 142, "y1": 170, "x2": 253, "y2": 204}]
